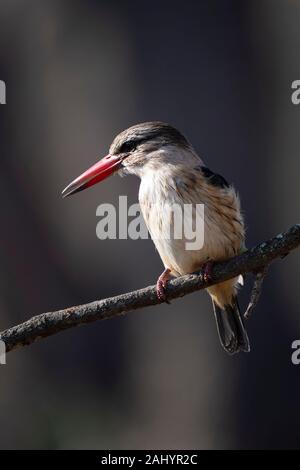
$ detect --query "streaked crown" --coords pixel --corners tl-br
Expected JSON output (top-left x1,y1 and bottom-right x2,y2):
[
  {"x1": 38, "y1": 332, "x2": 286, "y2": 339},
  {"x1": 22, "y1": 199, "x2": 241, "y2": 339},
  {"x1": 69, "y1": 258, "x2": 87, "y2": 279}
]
[{"x1": 110, "y1": 121, "x2": 190, "y2": 156}]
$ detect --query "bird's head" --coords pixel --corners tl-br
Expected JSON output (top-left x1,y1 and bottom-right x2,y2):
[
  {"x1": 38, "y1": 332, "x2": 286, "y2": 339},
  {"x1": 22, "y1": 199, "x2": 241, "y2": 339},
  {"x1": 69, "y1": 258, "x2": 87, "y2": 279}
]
[{"x1": 62, "y1": 121, "x2": 199, "y2": 197}]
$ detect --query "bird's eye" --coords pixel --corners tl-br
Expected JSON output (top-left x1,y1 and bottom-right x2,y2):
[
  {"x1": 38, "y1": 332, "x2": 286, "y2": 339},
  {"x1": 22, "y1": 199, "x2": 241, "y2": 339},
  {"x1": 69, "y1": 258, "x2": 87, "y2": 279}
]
[{"x1": 120, "y1": 140, "x2": 137, "y2": 154}]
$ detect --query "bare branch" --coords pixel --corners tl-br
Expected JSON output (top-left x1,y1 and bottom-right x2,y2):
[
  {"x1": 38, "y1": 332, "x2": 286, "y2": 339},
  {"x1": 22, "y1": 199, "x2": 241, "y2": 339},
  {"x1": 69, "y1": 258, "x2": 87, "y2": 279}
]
[{"x1": 1, "y1": 224, "x2": 300, "y2": 354}]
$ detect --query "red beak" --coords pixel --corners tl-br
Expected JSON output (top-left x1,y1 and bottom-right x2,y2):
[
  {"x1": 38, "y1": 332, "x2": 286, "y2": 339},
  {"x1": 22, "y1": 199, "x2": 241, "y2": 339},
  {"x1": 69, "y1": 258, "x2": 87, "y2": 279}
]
[{"x1": 62, "y1": 154, "x2": 122, "y2": 198}]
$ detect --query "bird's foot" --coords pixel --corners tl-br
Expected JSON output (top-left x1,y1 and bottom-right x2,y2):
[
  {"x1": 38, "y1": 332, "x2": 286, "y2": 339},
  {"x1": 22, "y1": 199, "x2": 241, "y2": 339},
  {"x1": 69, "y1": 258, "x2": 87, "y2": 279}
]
[
  {"x1": 156, "y1": 268, "x2": 171, "y2": 303},
  {"x1": 201, "y1": 261, "x2": 214, "y2": 284}
]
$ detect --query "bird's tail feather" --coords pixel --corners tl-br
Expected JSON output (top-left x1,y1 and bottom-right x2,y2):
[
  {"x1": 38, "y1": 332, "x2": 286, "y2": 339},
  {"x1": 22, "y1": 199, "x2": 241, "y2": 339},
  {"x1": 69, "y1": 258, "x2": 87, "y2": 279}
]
[{"x1": 212, "y1": 297, "x2": 250, "y2": 354}]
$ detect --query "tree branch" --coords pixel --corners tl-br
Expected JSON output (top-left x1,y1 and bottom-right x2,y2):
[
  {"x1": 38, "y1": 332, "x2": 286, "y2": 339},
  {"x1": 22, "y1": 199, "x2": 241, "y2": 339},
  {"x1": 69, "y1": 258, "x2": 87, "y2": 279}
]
[{"x1": 1, "y1": 224, "x2": 300, "y2": 354}]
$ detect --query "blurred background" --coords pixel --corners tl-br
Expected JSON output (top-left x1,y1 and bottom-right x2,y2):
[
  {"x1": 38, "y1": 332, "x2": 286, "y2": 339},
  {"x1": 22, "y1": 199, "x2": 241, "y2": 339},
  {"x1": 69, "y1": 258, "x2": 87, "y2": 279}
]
[{"x1": 0, "y1": 0, "x2": 300, "y2": 450}]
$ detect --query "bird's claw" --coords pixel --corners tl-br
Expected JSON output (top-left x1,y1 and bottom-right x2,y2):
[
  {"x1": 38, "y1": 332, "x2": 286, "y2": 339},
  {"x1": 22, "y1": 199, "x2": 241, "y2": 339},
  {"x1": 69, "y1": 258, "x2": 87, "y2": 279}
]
[
  {"x1": 156, "y1": 268, "x2": 171, "y2": 303},
  {"x1": 201, "y1": 261, "x2": 214, "y2": 284}
]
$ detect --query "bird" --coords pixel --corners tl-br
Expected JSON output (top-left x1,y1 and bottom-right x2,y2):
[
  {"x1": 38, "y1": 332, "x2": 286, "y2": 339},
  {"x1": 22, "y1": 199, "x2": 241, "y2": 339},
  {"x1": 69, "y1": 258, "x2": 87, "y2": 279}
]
[{"x1": 62, "y1": 122, "x2": 250, "y2": 354}]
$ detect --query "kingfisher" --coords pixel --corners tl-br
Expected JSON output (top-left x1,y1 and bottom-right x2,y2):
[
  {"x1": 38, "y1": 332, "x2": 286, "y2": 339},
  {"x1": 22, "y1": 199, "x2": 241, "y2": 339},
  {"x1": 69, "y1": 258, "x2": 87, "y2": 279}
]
[{"x1": 62, "y1": 122, "x2": 250, "y2": 354}]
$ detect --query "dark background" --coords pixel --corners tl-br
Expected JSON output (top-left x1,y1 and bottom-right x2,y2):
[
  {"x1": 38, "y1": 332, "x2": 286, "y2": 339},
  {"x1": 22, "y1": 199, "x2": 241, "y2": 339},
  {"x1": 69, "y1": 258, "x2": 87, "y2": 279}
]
[{"x1": 0, "y1": 0, "x2": 300, "y2": 449}]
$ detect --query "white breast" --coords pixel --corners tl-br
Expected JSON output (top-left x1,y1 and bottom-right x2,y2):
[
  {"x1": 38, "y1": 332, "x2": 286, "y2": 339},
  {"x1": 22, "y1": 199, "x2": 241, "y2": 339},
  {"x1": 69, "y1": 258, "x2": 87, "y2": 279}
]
[
  {"x1": 138, "y1": 155, "x2": 244, "y2": 277},
  {"x1": 139, "y1": 169, "x2": 206, "y2": 275}
]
